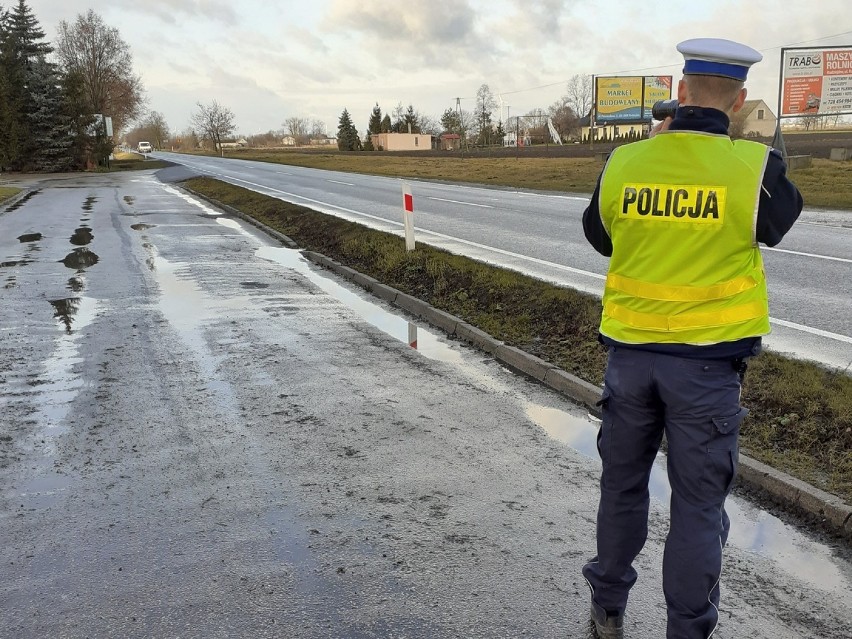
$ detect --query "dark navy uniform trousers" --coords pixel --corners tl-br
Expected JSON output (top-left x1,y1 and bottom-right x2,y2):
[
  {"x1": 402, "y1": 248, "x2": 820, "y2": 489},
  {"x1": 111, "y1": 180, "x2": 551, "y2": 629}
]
[{"x1": 582, "y1": 346, "x2": 748, "y2": 639}]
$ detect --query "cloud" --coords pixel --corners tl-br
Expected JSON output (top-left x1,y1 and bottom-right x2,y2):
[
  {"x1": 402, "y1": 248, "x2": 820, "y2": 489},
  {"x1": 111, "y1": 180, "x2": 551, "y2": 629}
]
[
  {"x1": 73, "y1": 0, "x2": 240, "y2": 25},
  {"x1": 325, "y1": 0, "x2": 496, "y2": 69},
  {"x1": 329, "y1": 0, "x2": 476, "y2": 44},
  {"x1": 36, "y1": 0, "x2": 852, "y2": 139},
  {"x1": 290, "y1": 27, "x2": 331, "y2": 56}
]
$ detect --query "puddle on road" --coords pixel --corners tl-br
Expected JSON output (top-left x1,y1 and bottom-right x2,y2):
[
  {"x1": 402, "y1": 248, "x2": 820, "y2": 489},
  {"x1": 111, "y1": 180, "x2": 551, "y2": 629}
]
[
  {"x1": 68, "y1": 276, "x2": 85, "y2": 292},
  {"x1": 529, "y1": 406, "x2": 849, "y2": 593},
  {"x1": 162, "y1": 184, "x2": 224, "y2": 216},
  {"x1": 240, "y1": 281, "x2": 270, "y2": 289},
  {"x1": 16, "y1": 467, "x2": 74, "y2": 510},
  {"x1": 18, "y1": 232, "x2": 42, "y2": 243},
  {"x1": 131, "y1": 223, "x2": 156, "y2": 231},
  {"x1": 216, "y1": 218, "x2": 242, "y2": 230},
  {"x1": 34, "y1": 296, "x2": 98, "y2": 439},
  {"x1": 61, "y1": 247, "x2": 99, "y2": 270},
  {"x1": 50, "y1": 298, "x2": 83, "y2": 334},
  {"x1": 149, "y1": 246, "x2": 251, "y2": 418},
  {"x1": 69, "y1": 227, "x2": 94, "y2": 246},
  {"x1": 256, "y1": 245, "x2": 466, "y2": 367},
  {"x1": 1, "y1": 258, "x2": 33, "y2": 268},
  {"x1": 82, "y1": 196, "x2": 97, "y2": 211},
  {"x1": 124, "y1": 195, "x2": 135, "y2": 205},
  {"x1": 3, "y1": 239, "x2": 42, "y2": 269}
]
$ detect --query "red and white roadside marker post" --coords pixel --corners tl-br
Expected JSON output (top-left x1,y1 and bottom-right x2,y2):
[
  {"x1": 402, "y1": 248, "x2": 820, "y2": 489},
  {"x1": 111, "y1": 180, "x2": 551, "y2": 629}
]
[
  {"x1": 408, "y1": 321, "x2": 418, "y2": 349},
  {"x1": 402, "y1": 183, "x2": 415, "y2": 251}
]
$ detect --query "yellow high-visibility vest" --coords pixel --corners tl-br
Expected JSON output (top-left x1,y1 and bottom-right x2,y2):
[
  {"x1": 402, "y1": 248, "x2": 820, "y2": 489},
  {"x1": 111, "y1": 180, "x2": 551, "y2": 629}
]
[{"x1": 598, "y1": 132, "x2": 771, "y2": 345}]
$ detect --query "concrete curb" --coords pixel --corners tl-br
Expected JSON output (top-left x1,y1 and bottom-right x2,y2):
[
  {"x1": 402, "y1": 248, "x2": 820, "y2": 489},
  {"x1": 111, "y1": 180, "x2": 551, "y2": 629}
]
[
  {"x1": 0, "y1": 187, "x2": 31, "y2": 215},
  {"x1": 180, "y1": 186, "x2": 852, "y2": 541}
]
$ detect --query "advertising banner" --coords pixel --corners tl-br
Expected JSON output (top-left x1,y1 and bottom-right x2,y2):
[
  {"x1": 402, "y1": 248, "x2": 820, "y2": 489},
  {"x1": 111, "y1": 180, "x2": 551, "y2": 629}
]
[
  {"x1": 595, "y1": 76, "x2": 672, "y2": 123},
  {"x1": 781, "y1": 47, "x2": 852, "y2": 117},
  {"x1": 596, "y1": 76, "x2": 643, "y2": 122},
  {"x1": 644, "y1": 76, "x2": 673, "y2": 111}
]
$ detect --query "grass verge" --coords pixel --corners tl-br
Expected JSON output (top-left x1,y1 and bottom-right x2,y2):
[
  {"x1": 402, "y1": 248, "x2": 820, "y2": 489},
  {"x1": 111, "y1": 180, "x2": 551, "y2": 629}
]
[
  {"x1": 0, "y1": 186, "x2": 22, "y2": 204},
  {"x1": 184, "y1": 176, "x2": 852, "y2": 503},
  {"x1": 186, "y1": 148, "x2": 852, "y2": 209},
  {"x1": 102, "y1": 152, "x2": 171, "y2": 172}
]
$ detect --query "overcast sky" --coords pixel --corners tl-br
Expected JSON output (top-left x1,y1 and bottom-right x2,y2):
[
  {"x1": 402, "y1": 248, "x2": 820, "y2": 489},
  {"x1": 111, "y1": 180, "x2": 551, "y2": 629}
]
[{"x1": 32, "y1": 0, "x2": 852, "y2": 137}]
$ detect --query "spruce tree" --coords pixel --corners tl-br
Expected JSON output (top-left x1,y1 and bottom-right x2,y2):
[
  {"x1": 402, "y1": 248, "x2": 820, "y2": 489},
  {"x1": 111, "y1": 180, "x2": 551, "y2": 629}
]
[
  {"x1": 9, "y1": 0, "x2": 49, "y2": 58},
  {"x1": 364, "y1": 103, "x2": 383, "y2": 151},
  {"x1": 0, "y1": 6, "x2": 12, "y2": 170},
  {"x1": 0, "y1": 0, "x2": 55, "y2": 170},
  {"x1": 0, "y1": 5, "x2": 26, "y2": 170},
  {"x1": 337, "y1": 108, "x2": 361, "y2": 151},
  {"x1": 403, "y1": 105, "x2": 420, "y2": 134},
  {"x1": 28, "y1": 57, "x2": 73, "y2": 172}
]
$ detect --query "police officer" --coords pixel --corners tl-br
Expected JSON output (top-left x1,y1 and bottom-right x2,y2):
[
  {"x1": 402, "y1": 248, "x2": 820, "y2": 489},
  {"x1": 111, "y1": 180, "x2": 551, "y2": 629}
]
[{"x1": 581, "y1": 38, "x2": 803, "y2": 639}]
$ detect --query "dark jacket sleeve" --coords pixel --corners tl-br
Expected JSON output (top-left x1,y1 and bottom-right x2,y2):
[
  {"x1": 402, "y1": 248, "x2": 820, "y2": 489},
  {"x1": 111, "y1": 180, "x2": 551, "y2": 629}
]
[
  {"x1": 755, "y1": 149, "x2": 804, "y2": 247},
  {"x1": 582, "y1": 173, "x2": 613, "y2": 256}
]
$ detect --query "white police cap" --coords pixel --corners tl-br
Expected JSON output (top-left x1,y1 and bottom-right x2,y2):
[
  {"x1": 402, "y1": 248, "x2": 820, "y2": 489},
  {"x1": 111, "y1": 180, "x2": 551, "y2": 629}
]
[{"x1": 677, "y1": 38, "x2": 762, "y2": 81}]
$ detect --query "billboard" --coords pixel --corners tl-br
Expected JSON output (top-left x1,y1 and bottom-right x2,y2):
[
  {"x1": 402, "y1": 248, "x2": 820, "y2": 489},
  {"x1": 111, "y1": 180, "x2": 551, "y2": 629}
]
[
  {"x1": 595, "y1": 76, "x2": 672, "y2": 123},
  {"x1": 780, "y1": 46, "x2": 852, "y2": 117}
]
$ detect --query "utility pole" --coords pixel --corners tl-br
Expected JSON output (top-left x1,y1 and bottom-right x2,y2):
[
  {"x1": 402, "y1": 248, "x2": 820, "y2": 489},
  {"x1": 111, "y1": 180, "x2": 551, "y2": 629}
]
[
  {"x1": 455, "y1": 97, "x2": 464, "y2": 157},
  {"x1": 590, "y1": 74, "x2": 596, "y2": 151}
]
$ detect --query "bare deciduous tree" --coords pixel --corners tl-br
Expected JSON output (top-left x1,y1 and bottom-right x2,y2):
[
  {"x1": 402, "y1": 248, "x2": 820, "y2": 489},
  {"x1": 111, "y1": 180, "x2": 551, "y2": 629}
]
[
  {"x1": 55, "y1": 9, "x2": 145, "y2": 134},
  {"x1": 563, "y1": 74, "x2": 594, "y2": 120},
  {"x1": 191, "y1": 100, "x2": 236, "y2": 155},
  {"x1": 475, "y1": 84, "x2": 497, "y2": 144},
  {"x1": 175, "y1": 126, "x2": 199, "y2": 151},
  {"x1": 310, "y1": 119, "x2": 327, "y2": 138},
  {"x1": 548, "y1": 98, "x2": 580, "y2": 141},
  {"x1": 130, "y1": 110, "x2": 170, "y2": 149},
  {"x1": 418, "y1": 113, "x2": 441, "y2": 137},
  {"x1": 283, "y1": 116, "x2": 309, "y2": 144}
]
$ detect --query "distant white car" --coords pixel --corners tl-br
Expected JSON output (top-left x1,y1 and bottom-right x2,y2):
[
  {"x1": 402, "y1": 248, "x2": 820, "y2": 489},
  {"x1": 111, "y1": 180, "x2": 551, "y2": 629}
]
[{"x1": 137, "y1": 141, "x2": 153, "y2": 154}]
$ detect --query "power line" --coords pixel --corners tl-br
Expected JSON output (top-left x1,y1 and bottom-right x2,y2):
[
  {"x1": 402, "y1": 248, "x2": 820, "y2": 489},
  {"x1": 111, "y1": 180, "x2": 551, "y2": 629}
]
[
  {"x1": 487, "y1": 30, "x2": 852, "y2": 101},
  {"x1": 765, "y1": 29, "x2": 852, "y2": 49}
]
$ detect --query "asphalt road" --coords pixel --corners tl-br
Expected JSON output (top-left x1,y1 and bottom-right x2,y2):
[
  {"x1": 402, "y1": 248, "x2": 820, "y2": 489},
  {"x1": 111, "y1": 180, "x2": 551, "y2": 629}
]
[
  {"x1": 152, "y1": 150, "x2": 852, "y2": 372},
  {"x1": 1, "y1": 170, "x2": 851, "y2": 638}
]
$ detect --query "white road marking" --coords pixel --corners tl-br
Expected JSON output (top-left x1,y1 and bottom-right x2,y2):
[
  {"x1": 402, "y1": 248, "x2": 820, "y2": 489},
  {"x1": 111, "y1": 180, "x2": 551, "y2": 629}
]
[
  {"x1": 763, "y1": 246, "x2": 852, "y2": 263},
  {"x1": 413, "y1": 179, "x2": 590, "y2": 202},
  {"x1": 327, "y1": 179, "x2": 355, "y2": 186},
  {"x1": 517, "y1": 192, "x2": 591, "y2": 201},
  {"x1": 427, "y1": 197, "x2": 493, "y2": 209},
  {"x1": 769, "y1": 318, "x2": 852, "y2": 344}
]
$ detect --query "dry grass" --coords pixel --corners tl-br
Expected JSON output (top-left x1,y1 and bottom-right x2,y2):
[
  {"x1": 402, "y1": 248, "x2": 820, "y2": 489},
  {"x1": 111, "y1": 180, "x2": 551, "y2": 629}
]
[
  {"x1": 192, "y1": 148, "x2": 609, "y2": 193},
  {"x1": 788, "y1": 159, "x2": 852, "y2": 209},
  {"x1": 185, "y1": 176, "x2": 852, "y2": 502},
  {"x1": 0, "y1": 186, "x2": 21, "y2": 204},
  {"x1": 101, "y1": 153, "x2": 171, "y2": 172},
  {"x1": 112, "y1": 151, "x2": 141, "y2": 161}
]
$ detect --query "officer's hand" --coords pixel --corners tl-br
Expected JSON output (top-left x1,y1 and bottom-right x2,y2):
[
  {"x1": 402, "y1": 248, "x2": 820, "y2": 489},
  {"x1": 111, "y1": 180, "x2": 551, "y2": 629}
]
[{"x1": 649, "y1": 117, "x2": 672, "y2": 138}]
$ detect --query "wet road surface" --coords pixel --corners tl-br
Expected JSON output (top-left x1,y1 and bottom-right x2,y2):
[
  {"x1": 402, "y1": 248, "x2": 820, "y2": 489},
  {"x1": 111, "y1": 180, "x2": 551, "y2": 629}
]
[{"x1": 1, "y1": 171, "x2": 851, "y2": 638}]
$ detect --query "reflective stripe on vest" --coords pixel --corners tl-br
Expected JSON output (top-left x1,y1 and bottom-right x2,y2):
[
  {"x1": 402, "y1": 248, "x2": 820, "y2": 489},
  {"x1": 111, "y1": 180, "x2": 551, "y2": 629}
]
[
  {"x1": 598, "y1": 132, "x2": 770, "y2": 344},
  {"x1": 604, "y1": 299, "x2": 766, "y2": 332},
  {"x1": 606, "y1": 272, "x2": 759, "y2": 302}
]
